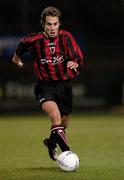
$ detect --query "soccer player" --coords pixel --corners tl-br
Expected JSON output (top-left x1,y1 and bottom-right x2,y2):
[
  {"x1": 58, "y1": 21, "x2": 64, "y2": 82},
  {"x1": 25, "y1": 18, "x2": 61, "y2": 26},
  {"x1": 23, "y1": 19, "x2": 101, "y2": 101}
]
[{"x1": 12, "y1": 6, "x2": 84, "y2": 161}]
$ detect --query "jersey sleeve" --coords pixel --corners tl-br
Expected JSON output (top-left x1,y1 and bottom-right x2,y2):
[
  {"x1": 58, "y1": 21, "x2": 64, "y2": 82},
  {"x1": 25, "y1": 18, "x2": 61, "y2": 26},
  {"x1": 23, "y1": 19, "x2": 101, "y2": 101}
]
[{"x1": 66, "y1": 32, "x2": 84, "y2": 71}]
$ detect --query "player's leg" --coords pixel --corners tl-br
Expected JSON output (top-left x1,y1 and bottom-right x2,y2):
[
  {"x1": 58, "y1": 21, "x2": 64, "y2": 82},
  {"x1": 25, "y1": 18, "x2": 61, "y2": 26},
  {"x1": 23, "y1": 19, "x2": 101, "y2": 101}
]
[
  {"x1": 41, "y1": 101, "x2": 70, "y2": 150},
  {"x1": 56, "y1": 80, "x2": 72, "y2": 151},
  {"x1": 34, "y1": 83, "x2": 59, "y2": 160},
  {"x1": 41, "y1": 101, "x2": 60, "y2": 160},
  {"x1": 41, "y1": 101, "x2": 61, "y2": 126},
  {"x1": 41, "y1": 101, "x2": 70, "y2": 160},
  {"x1": 34, "y1": 81, "x2": 70, "y2": 160}
]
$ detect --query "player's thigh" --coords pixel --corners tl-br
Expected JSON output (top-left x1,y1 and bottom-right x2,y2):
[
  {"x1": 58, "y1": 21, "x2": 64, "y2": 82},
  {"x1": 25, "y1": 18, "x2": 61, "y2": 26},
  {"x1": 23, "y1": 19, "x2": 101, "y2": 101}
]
[{"x1": 34, "y1": 81, "x2": 55, "y2": 104}]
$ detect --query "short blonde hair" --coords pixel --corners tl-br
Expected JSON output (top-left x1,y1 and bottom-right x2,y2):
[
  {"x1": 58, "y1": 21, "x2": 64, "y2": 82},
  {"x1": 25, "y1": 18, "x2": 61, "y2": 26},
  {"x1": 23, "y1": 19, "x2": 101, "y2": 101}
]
[{"x1": 41, "y1": 6, "x2": 61, "y2": 26}]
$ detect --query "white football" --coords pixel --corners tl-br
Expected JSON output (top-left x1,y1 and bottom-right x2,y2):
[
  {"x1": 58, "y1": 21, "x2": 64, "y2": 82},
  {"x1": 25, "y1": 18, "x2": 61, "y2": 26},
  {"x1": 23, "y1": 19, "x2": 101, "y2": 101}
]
[{"x1": 57, "y1": 151, "x2": 79, "y2": 172}]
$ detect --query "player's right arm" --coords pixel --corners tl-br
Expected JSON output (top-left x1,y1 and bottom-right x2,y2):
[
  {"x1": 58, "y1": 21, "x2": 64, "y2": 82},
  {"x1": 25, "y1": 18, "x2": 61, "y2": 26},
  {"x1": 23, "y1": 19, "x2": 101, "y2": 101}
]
[
  {"x1": 12, "y1": 36, "x2": 29, "y2": 68},
  {"x1": 12, "y1": 33, "x2": 41, "y2": 68}
]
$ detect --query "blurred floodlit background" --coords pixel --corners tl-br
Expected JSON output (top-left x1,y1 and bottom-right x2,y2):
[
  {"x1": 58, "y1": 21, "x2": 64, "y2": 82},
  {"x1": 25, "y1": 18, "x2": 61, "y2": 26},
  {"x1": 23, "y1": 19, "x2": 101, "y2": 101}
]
[{"x1": 0, "y1": 0, "x2": 124, "y2": 114}]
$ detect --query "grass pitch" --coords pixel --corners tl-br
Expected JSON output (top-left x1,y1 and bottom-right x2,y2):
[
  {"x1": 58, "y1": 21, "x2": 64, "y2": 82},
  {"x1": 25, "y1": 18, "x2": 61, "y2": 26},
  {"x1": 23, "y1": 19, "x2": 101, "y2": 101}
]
[{"x1": 0, "y1": 113, "x2": 124, "y2": 180}]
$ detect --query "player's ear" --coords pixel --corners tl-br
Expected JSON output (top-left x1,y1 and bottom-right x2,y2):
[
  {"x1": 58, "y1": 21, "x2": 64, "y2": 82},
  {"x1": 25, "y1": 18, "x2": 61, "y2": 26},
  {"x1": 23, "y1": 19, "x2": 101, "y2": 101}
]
[
  {"x1": 40, "y1": 18, "x2": 44, "y2": 27},
  {"x1": 40, "y1": 12, "x2": 45, "y2": 28},
  {"x1": 59, "y1": 21, "x2": 61, "y2": 27}
]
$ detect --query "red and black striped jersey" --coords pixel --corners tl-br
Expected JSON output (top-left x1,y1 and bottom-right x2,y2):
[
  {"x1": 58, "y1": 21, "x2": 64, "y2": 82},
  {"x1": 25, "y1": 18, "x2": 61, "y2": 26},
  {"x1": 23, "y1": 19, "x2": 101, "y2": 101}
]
[{"x1": 16, "y1": 29, "x2": 84, "y2": 81}]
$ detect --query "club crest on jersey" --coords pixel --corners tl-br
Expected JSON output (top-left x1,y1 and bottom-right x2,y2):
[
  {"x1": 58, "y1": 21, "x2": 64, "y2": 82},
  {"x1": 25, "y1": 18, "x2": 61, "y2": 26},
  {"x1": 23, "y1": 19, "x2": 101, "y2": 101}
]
[
  {"x1": 48, "y1": 42, "x2": 56, "y2": 54},
  {"x1": 49, "y1": 46, "x2": 55, "y2": 54}
]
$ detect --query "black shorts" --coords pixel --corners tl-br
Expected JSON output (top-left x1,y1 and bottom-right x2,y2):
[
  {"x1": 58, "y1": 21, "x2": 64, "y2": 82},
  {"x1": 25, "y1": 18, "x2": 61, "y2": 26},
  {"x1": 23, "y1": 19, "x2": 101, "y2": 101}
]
[{"x1": 34, "y1": 80, "x2": 72, "y2": 116}]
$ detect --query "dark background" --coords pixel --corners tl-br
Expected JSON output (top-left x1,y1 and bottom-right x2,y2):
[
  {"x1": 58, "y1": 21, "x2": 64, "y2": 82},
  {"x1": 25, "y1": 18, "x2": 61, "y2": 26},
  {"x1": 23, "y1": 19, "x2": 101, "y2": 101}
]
[{"x1": 0, "y1": 0, "x2": 124, "y2": 113}]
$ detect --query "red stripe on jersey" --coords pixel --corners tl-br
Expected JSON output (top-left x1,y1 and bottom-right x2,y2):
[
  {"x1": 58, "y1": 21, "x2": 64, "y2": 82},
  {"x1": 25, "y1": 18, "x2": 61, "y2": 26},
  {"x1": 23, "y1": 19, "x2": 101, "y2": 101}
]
[
  {"x1": 77, "y1": 44, "x2": 84, "y2": 67},
  {"x1": 34, "y1": 61, "x2": 43, "y2": 80},
  {"x1": 54, "y1": 37, "x2": 65, "y2": 79}
]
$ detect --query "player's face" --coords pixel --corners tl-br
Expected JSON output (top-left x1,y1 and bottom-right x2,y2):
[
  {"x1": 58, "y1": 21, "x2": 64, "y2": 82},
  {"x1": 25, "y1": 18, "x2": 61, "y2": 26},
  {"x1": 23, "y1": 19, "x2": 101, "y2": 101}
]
[{"x1": 44, "y1": 16, "x2": 60, "y2": 38}]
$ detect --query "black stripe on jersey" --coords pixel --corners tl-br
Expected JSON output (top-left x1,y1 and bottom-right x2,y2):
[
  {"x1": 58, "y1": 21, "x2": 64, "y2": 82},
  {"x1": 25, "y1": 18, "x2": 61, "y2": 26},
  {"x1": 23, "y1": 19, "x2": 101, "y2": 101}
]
[
  {"x1": 59, "y1": 34, "x2": 65, "y2": 57},
  {"x1": 58, "y1": 35, "x2": 67, "y2": 77}
]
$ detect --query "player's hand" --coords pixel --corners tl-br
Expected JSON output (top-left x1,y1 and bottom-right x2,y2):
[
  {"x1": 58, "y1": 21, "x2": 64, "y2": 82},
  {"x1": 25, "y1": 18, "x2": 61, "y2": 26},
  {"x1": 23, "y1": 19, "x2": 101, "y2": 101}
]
[
  {"x1": 16, "y1": 61, "x2": 24, "y2": 68},
  {"x1": 12, "y1": 54, "x2": 24, "y2": 68},
  {"x1": 67, "y1": 61, "x2": 79, "y2": 72}
]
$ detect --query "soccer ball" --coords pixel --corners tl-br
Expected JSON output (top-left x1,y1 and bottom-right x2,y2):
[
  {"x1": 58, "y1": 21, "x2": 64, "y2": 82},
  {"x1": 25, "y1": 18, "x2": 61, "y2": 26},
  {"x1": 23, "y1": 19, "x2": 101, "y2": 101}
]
[{"x1": 57, "y1": 151, "x2": 79, "y2": 172}]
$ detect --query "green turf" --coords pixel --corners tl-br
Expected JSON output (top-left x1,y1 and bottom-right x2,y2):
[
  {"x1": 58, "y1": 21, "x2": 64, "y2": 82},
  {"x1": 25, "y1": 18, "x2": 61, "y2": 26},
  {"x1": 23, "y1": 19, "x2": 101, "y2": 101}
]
[{"x1": 0, "y1": 113, "x2": 124, "y2": 180}]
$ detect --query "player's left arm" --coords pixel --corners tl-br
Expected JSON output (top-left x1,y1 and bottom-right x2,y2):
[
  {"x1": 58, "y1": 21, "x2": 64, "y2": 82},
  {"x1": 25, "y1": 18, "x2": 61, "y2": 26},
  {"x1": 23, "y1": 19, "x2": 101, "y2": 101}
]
[{"x1": 67, "y1": 33, "x2": 84, "y2": 72}]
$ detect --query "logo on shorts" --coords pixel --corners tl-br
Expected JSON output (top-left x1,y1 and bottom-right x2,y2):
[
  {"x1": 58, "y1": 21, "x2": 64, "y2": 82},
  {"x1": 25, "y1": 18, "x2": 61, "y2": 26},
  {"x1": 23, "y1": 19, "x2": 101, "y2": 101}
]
[{"x1": 39, "y1": 98, "x2": 45, "y2": 103}]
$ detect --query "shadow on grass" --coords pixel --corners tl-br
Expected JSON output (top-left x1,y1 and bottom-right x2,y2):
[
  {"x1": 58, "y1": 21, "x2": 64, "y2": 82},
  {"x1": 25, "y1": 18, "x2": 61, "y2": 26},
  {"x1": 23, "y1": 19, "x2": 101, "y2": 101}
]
[{"x1": 20, "y1": 166, "x2": 60, "y2": 172}]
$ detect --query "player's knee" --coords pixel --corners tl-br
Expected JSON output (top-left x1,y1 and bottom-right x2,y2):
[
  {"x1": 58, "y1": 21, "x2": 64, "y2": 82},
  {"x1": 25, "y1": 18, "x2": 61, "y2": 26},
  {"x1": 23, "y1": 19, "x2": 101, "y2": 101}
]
[{"x1": 63, "y1": 122, "x2": 68, "y2": 129}]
